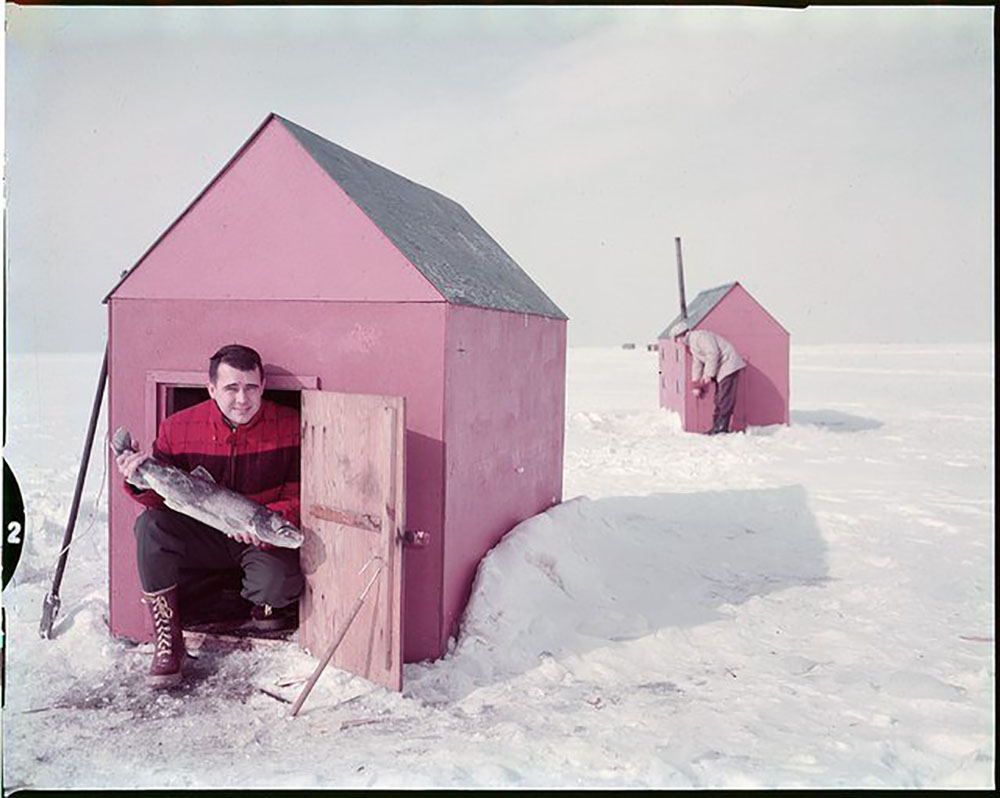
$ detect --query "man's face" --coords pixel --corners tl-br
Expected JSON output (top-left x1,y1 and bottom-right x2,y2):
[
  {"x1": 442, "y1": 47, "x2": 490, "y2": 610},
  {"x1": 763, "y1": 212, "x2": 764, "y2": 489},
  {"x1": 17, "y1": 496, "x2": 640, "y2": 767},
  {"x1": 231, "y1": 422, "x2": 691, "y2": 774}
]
[{"x1": 208, "y1": 363, "x2": 265, "y2": 425}]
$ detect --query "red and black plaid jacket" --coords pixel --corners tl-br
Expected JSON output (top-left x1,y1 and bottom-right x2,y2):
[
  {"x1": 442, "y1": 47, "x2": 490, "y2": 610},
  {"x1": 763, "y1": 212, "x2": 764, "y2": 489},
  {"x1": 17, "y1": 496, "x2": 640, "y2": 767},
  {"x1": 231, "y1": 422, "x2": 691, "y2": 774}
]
[{"x1": 124, "y1": 399, "x2": 301, "y2": 527}]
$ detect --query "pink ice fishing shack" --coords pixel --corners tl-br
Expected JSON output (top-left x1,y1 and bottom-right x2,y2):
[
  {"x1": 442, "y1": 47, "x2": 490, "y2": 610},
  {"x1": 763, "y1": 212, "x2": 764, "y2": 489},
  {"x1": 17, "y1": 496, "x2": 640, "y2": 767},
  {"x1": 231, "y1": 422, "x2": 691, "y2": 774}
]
[
  {"x1": 657, "y1": 281, "x2": 789, "y2": 433},
  {"x1": 102, "y1": 113, "x2": 567, "y2": 689}
]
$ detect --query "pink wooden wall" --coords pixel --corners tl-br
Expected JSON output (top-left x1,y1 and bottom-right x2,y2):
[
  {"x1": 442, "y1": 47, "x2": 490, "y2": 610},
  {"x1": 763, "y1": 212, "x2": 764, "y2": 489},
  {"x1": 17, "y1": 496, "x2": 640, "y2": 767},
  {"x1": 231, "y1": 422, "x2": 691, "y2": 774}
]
[
  {"x1": 108, "y1": 299, "x2": 450, "y2": 662},
  {"x1": 658, "y1": 284, "x2": 789, "y2": 431},
  {"x1": 441, "y1": 305, "x2": 566, "y2": 642},
  {"x1": 658, "y1": 339, "x2": 686, "y2": 417},
  {"x1": 111, "y1": 117, "x2": 440, "y2": 304}
]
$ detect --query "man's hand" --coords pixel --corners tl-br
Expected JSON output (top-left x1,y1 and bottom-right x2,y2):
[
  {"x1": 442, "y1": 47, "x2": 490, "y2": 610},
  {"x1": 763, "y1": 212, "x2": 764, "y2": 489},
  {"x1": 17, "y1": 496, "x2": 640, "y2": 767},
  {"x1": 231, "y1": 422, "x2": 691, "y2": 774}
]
[
  {"x1": 115, "y1": 449, "x2": 150, "y2": 481},
  {"x1": 231, "y1": 530, "x2": 272, "y2": 549},
  {"x1": 692, "y1": 387, "x2": 703, "y2": 398}
]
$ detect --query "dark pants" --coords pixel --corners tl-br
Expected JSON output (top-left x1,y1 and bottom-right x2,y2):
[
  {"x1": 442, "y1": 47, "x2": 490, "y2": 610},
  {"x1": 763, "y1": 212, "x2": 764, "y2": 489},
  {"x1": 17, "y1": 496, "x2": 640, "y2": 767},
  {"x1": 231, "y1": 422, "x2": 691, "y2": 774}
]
[
  {"x1": 134, "y1": 507, "x2": 304, "y2": 609},
  {"x1": 712, "y1": 370, "x2": 741, "y2": 432}
]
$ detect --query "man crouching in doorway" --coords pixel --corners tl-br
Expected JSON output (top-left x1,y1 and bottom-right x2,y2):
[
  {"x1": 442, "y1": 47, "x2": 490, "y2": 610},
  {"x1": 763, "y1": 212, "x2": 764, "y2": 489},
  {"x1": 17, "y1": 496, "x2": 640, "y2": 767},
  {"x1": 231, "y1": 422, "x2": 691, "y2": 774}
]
[{"x1": 114, "y1": 344, "x2": 303, "y2": 688}]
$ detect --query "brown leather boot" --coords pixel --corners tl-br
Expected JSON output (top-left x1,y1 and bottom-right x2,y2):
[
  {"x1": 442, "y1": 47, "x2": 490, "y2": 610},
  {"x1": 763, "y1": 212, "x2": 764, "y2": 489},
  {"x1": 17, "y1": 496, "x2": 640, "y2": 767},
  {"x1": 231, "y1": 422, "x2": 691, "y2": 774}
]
[{"x1": 142, "y1": 585, "x2": 186, "y2": 688}]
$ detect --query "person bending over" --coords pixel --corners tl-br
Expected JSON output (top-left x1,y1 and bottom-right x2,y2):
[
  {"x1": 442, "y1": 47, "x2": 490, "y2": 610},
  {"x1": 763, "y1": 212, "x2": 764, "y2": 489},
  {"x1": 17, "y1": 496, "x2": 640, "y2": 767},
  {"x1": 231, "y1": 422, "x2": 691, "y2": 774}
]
[{"x1": 671, "y1": 322, "x2": 746, "y2": 435}]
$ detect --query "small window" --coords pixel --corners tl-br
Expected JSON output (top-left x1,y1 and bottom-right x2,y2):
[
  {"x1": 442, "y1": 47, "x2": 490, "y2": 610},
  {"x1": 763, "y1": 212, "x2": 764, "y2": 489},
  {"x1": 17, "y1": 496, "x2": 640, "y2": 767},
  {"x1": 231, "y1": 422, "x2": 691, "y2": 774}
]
[
  {"x1": 676, "y1": 379, "x2": 681, "y2": 394},
  {"x1": 675, "y1": 347, "x2": 680, "y2": 363}
]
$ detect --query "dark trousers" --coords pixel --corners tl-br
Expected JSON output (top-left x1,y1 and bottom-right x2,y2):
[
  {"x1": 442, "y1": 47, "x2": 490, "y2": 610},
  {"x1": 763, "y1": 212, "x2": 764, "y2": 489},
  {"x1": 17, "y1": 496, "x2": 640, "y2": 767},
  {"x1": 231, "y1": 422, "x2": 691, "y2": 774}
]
[
  {"x1": 712, "y1": 370, "x2": 741, "y2": 432},
  {"x1": 134, "y1": 507, "x2": 304, "y2": 609}
]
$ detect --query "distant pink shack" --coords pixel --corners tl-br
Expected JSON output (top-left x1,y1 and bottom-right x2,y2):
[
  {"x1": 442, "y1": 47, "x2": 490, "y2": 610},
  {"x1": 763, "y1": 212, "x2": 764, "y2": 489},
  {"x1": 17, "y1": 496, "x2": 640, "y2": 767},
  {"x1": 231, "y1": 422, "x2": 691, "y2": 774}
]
[
  {"x1": 657, "y1": 282, "x2": 789, "y2": 433},
  {"x1": 103, "y1": 113, "x2": 567, "y2": 664}
]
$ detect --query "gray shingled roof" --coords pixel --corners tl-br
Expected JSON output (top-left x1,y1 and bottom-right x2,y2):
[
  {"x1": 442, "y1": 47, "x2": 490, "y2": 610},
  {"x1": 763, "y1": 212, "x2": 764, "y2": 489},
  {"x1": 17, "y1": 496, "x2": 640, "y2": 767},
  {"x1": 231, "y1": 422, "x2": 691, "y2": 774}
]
[
  {"x1": 277, "y1": 116, "x2": 566, "y2": 320},
  {"x1": 657, "y1": 282, "x2": 737, "y2": 338}
]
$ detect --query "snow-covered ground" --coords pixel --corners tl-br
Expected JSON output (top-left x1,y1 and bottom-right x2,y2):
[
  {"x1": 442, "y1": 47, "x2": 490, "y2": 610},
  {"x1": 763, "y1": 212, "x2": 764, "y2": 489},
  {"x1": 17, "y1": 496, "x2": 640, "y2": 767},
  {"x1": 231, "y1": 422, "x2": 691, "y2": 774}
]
[{"x1": 2, "y1": 344, "x2": 994, "y2": 790}]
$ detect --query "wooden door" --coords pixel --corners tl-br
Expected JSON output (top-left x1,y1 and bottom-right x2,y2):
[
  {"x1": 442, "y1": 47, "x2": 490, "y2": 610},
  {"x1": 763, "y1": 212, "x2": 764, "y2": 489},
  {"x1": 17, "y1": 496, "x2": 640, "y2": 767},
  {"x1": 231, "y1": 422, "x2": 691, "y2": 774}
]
[
  {"x1": 693, "y1": 381, "x2": 715, "y2": 433},
  {"x1": 731, "y1": 362, "x2": 749, "y2": 432},
  {"x1": 298, "y1": 390, "x2": 406, "y2": 691}
]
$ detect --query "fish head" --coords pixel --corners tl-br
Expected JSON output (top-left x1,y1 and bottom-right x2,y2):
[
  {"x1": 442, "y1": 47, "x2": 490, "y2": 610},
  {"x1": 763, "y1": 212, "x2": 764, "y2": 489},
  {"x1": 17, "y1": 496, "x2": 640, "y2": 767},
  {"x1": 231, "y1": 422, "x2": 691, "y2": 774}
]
[{"x1": 256, "y1": 513, "x2": 305, "y2": 549}]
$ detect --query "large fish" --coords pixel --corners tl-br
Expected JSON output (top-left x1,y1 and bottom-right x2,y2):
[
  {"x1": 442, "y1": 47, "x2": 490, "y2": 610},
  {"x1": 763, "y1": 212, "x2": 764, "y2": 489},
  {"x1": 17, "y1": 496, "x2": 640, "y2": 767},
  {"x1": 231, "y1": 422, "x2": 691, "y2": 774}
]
[{"x1": 110, "y1": 426, "x2": 304, "y2": 549}]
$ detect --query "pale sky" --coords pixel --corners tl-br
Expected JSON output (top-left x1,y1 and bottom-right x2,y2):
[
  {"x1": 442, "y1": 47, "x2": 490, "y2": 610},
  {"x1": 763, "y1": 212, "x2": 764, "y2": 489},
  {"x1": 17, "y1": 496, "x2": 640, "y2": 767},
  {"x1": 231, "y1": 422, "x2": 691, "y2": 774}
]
[{"x1": 4, "y1": 5, "x2": 994, "y2": 352}]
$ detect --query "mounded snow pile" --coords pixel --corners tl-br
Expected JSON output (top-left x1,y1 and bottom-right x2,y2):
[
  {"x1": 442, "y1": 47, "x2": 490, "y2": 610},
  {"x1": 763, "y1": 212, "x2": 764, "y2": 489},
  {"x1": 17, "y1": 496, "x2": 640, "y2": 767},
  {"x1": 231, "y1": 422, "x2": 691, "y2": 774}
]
[{"x1": 408, "y1": 487, "x2": 825, "y2": 700}]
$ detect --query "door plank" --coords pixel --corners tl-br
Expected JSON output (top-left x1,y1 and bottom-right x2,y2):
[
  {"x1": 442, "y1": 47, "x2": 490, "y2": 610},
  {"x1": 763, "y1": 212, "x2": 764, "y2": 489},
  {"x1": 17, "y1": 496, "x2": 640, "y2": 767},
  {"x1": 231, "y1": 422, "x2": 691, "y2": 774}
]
[{"x1": 298, "y1": 390, "x2": 405, "y2": 691}]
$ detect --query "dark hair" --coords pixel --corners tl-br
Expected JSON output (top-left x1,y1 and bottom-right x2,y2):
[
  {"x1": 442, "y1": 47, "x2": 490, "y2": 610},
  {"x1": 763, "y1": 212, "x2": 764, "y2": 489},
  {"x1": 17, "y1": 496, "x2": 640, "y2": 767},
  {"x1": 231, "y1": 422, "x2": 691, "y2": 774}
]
[{"x1": 209, "y1": 344, "x2": 264, "y2": 383}]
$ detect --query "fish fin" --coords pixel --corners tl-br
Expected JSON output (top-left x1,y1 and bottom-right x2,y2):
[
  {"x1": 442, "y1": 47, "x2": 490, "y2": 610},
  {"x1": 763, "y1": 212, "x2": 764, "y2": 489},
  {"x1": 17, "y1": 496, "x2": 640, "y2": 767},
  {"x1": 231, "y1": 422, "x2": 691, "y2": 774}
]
[
  {"x1": 224, "y1": 517, "x2": 249, "y2": 533},
  {"x1": 162, "y1": 497, "x2": 185, "y2": 513},
  {"x1": 190, "y1": 466, "x2": 216, "y2": 483}
]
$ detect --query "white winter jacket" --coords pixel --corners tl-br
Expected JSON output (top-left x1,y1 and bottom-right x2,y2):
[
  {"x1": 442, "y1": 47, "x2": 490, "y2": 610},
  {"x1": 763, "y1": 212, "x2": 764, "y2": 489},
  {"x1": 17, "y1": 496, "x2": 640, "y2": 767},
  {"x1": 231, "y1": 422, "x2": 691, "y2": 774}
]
[{"x1": 686, "y1": 329, "x2": 746, "y2": 382}]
